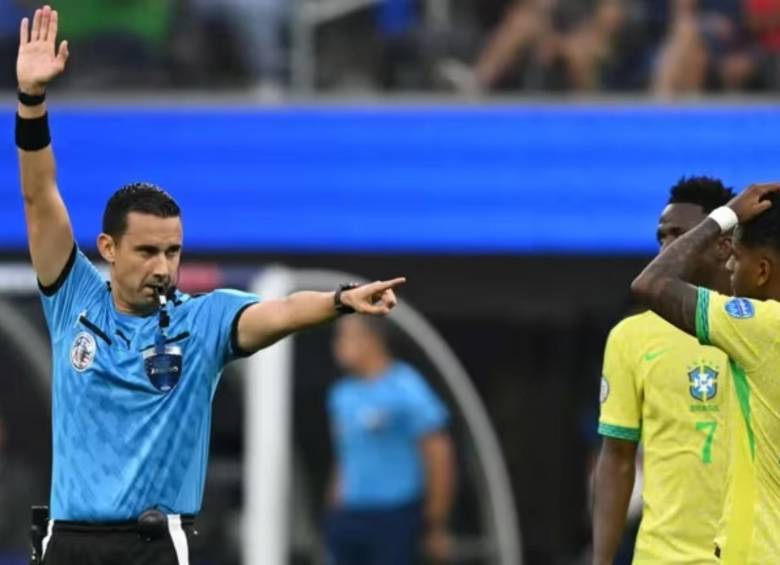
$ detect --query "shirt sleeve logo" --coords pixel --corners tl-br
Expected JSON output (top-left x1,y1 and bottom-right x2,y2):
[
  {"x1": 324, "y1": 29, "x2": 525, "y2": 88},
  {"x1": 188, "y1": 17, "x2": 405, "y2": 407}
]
[
  {"x1": 70, "y1": 331, "x2": 97, "y2": 372},
  {"x1": 600, "y1": 377, "x2": 610, "y2": 403},
  {"x1": 725, "y1": 298, "x2": 755, "y2": 319}
]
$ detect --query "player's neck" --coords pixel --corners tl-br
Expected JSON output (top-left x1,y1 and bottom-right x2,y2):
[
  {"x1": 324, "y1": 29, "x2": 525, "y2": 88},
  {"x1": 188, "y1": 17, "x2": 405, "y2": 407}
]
[{"x1": 357, "y1": 356, "x2": 393, "y2": 380}]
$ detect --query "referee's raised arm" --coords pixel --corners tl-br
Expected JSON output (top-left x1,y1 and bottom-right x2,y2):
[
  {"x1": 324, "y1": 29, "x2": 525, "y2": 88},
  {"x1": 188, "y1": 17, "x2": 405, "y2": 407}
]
[{"x1": 16, "y1": 5, "x2": 72, "y2": 287}]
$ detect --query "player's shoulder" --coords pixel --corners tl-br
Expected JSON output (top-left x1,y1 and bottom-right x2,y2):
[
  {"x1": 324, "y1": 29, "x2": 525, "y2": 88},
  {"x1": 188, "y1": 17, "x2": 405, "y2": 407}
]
[
  {"x1": 389, "y1": 362, "x2": 425, "y2": 385},
  {"x1": 174, "y1": 288, "x2": 258, "y2": 312},
  {"x1": 608, "y1": 310, "x2": 664, "y2": 341},
  {"x1": 389, "y1": 363, "x2": 436, "y2": 399}
]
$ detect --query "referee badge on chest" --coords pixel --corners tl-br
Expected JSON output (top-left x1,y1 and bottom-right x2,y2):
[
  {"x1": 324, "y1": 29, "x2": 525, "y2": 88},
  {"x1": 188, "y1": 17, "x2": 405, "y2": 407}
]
[
  {"x1": 71, "y1": 331, "x2": 97, "y2": 372},
  {"x1": 143, "y1": 338, "x2": 183, "y2": 393}
]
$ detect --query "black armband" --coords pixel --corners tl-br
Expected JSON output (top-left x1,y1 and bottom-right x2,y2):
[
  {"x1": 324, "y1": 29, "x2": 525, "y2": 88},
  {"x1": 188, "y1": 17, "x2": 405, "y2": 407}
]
[
  {"x1": 16, "y1": 113, "x2": 51, "y2": 151},
  {"x1": 18, "y1": 90, "x2": 46, "y2": 107}
]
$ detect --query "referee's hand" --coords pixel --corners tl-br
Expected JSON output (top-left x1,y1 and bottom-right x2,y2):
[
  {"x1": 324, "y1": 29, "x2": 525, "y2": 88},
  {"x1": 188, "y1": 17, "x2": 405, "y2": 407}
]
[
  {"x1": 341, "y1": 278, "x2": 406, "y2": 316},
  {"x1": 17, "y1": 5, "x2": 69, "y2": 96}
]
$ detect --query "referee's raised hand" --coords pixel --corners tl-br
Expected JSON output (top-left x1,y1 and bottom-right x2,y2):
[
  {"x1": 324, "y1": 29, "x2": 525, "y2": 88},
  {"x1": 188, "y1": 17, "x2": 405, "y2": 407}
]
[{"x1": 17, "y1": 5, "x2": 69, "y2": 96}]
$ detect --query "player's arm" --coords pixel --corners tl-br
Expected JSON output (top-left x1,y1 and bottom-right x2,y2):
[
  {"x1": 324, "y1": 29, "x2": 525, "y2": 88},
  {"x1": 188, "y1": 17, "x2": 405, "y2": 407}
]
[
  {"x1": 591, "y1": 437, "x2": 637, "y2": 565},
  {"x1": 16, "y1": 6, "x2": 72, "y2": 286},
  {"x1": 631, "y1": 183, "x2": 780, "y2": 335},
  {"x1": 236, "y1": 279, "x2": 406, "y2": 354},
  {"x1": 421, "y1": 430, "x2": 456, "y2": 562}
]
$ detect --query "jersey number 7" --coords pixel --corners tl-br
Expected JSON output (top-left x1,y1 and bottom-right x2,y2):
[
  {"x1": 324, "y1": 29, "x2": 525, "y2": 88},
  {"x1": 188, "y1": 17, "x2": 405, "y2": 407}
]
[{"x1": 696, "y1": 421, "x2": 718, "y2": 464}]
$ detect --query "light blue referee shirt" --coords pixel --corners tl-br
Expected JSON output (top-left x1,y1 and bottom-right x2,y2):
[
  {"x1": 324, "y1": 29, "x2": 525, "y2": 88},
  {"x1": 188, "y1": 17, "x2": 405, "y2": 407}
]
[
  {"x1": 328, "y1": 362, "x2": 448, "y2": 508},
  {"x1": 40, "y1": 247, "x2": 258, "y2": 521}
]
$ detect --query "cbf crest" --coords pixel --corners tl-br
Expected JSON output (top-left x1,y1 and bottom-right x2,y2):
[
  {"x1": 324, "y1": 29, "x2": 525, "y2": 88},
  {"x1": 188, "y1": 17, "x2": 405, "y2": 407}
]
[
  {"x1": 70, "y1": 331, "x2": 97, "y2": 372},
  {"x1": 689, "y1": 365, "x2": 718, "y2": 402}
]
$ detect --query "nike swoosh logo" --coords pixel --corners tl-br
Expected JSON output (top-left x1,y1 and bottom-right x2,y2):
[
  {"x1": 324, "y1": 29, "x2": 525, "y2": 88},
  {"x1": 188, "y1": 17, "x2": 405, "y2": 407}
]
[{"x1": 643, "y1": 349, "x2": 669, "y2": 362}]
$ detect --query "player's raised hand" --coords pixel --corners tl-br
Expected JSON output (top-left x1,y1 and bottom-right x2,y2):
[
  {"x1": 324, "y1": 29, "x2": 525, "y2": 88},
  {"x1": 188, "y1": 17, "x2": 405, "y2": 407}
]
[
  {"x1": 728, "y1": 182, "x2": 780, "y2": 223},
  {"x1": 341, "y1": 278, "x2": 407, "y2": 315},
  {"x1": 17, "y1": 6, "x2": 69, "y2": 95}
]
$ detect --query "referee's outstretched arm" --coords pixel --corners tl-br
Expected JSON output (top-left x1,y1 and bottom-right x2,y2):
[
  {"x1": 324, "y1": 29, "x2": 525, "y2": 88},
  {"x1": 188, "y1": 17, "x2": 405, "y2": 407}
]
[
  {"x1": 15, "y1": 5, "x2": 72, "y2": 287},
  {"x1": 236, "y1": 278, "x2": 407, "y2": 354}
]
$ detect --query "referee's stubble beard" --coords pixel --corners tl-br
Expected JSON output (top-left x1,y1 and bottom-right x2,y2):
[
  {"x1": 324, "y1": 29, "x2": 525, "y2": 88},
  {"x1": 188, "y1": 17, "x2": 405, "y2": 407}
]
[{"x1": 97, "y1": 211, "x2": 183, "y2": 317}]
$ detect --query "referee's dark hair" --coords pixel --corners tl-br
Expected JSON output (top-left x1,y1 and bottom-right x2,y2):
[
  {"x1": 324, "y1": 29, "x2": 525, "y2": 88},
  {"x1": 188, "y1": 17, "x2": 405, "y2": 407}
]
[
  {"x1": 102, "y1": 182, "x2": 181, "y2": 240},
  {"x1": 667, "y1": 176, "x2": 735, "y2": 213},
  {"x1": 736, "y1": 192, "x2": 780, "y2": 252}
]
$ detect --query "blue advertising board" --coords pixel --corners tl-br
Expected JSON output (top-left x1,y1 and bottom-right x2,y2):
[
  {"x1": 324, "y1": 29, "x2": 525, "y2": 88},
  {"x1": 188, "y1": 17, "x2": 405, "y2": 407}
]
[{"x1": 0, "y1": 104, "x2": 777, "y2": 254}]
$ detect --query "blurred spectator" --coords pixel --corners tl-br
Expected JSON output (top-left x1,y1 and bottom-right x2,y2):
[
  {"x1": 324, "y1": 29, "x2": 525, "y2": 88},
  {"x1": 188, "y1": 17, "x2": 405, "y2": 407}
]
[
  {"x1": 470, "y1": 0, "x2": 645, "y2": 92},
  {"x1": 375, "y1": 0, "x2": 425, "y2": 89},
  {"x1": 653, "y1": 0, "x2": 759, "y2": 95},
  {"x1": 559, "y1": 0, "x2": 645, "y2": 90},
  {"x1": 745, "y1": 0, "x2": 780, "y2": 86},
  {"x1": 473, "y1": 0, "x2": 558, "y2": 91},
  {"x1": 325, "y1": 316, "x2": 456, "y2": 564},
  {"x1": 186, "y1": 0, "x2": 287, "y2": 90},
  {"x1": 50, "y1": 0, "x2": 175, "y2": 88}
]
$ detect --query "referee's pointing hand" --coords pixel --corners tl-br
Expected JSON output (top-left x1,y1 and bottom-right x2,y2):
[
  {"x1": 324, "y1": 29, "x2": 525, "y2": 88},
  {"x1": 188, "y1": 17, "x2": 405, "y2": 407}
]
[
  {"x1": 17, "y1": 5, "x2": 69, "y2": 96},
  {"x1": 341, "y1": 278, "x2": 407, "y2": 316}
]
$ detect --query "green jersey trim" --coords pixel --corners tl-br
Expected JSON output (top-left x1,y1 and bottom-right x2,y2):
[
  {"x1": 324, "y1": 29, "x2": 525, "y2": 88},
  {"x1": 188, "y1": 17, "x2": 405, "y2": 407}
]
[
  {"x1": 696, "y1": 287, "x2": 711, "y2": 346},
  {"x1": 730, "y1": 360, "x2": 756, "y2": 460},
  {"x1": 598, "y1": 422, "x2": 641, "y2": 442}
]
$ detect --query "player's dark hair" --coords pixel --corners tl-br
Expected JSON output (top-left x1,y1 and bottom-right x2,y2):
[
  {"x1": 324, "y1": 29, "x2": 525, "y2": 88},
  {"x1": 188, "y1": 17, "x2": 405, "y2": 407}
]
[
  {"x1": 736, "y1": 192, "x2": 780, "y2": 252},
  {"x1": 667, "y1": 176, "x2": 735, "y2": 213},
  {"x1": 102, "y1": 182, "x2": 181, "y2": 239}
]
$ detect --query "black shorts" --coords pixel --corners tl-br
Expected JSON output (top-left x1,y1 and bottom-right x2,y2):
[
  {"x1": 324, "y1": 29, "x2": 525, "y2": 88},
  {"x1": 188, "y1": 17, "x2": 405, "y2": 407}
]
[{"x1": 41, "y1": 516, "x2": 194, "y2": 565}]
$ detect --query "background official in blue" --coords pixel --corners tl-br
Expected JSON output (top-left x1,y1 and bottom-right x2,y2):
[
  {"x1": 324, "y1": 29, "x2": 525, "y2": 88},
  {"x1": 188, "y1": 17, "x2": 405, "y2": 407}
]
[
  {"x1": 15, "y1": 6, "x2": 406, "y2": 564},
  {"x1": 326, "y1": 316, "x2": 456, "y2": 565}
]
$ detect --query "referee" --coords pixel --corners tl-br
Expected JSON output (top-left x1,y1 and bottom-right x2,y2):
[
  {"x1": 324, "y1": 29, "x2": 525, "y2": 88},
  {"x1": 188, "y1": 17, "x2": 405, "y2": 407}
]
[{"x1": 16, "y1": 6, "x2": 405, "y2": 564}]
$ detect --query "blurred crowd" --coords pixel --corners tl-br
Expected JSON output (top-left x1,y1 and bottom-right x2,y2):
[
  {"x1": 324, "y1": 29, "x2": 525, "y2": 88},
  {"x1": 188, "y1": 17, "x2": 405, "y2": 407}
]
[{"x1": 1, "y1": 0, "x2": 780, "y2": 92}]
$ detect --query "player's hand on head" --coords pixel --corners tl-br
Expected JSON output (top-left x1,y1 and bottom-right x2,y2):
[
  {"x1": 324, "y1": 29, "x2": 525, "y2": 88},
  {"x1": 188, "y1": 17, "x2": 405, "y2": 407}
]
[
  {"x1": 728, "y1": 182, "x2": 780, "y2": 223},
  {"x1": 17, "y1": 6, "x2": 69, "y2": 95},
  {"x1": 341, "y1": 277, "x2": 406, "y2": 315}
]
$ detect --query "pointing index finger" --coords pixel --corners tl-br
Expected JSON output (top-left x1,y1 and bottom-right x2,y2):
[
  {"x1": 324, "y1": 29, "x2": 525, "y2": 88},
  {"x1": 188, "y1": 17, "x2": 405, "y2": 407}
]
[{"x1": 371, "y1": 277, "x2": 407, "y2": 293}]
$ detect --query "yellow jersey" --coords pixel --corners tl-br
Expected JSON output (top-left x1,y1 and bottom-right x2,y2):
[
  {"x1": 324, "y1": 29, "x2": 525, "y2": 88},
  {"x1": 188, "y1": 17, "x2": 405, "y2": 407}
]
[
  {"x1": 696, "y1": 288, "x2": 780, "y2": 564},
  {"x1": 599, "y1": 310, "x2": 731, "y2": 564}
]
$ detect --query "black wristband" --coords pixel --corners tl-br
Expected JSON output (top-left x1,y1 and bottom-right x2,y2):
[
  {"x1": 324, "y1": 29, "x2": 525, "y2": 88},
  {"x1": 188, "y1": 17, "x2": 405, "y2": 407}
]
[
  {"x1": 334, "y1": 283, "x2": 361, "y2": 315},
  {"x1": 18, "y1": 90, "x2": 46, "y2": 107},
  {"x1": 16, "y1": 113, "x2": 51, "y2": 151}
]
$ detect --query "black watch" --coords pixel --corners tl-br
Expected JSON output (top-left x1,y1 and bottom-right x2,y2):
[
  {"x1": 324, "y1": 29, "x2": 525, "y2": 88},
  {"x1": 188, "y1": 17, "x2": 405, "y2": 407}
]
[{"x1": 334, "y1": 283, "x2": 361, "y2": 315}]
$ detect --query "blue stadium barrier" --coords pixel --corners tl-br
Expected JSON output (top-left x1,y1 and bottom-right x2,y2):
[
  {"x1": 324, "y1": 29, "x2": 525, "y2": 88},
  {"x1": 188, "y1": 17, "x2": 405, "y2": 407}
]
[{"x1": 1, "y1": 104, "x2": 777, "y2": 254}]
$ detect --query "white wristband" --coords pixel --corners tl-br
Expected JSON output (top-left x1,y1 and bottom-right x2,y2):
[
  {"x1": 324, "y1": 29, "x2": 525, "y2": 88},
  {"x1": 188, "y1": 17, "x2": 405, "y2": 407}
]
[{"x1": 708, "y1": 206, "x2": 738, "y2": 233}]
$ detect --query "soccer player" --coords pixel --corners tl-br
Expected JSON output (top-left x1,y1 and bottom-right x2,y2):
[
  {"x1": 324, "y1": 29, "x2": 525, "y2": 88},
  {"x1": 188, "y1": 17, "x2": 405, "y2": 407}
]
[
  {"x1": 325, "y1": 316, "x2": 455, "y2": 565},
  {"x1": 15, "y1": 6, "x2": 405, "y2": 564},
  {"x1": 593, "y1": 177, "x2": 736, "y2": 564},
  {"x1": 632, "y1": 181, "x2": 780, "y2": 563}
]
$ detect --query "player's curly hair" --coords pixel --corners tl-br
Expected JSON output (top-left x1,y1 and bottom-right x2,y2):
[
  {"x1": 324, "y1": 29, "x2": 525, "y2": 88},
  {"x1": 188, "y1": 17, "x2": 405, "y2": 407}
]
[
  {"x1": 102, "y1": 182, "x2": 181, "y2": 239},
  {"x1": 667, "y1": 176, "x2": 735, "y2": 213},
  {"x1": 737, "y1": 192, "x2": 780, "y2": 250}
]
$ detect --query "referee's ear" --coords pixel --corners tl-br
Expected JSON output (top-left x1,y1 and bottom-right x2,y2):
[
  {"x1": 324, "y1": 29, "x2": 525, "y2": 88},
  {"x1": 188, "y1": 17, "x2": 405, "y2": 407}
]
[{"x1": 97, "y1": 233, "x2": 116, "y2": 264}]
